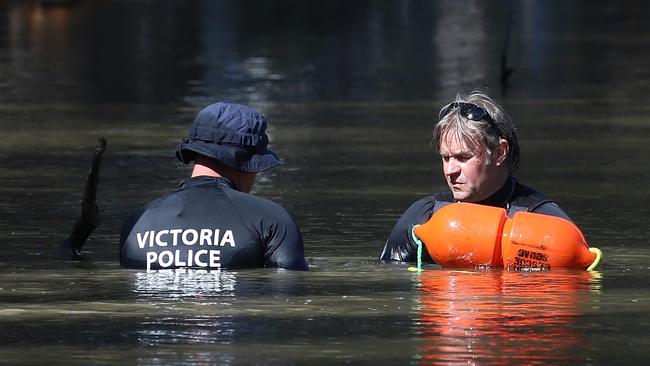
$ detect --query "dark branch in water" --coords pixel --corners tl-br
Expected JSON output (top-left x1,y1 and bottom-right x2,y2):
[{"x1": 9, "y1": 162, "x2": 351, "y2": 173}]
[
  {"x1": 61, "y1": 137, "x2": 107, "y2": 258},
  {"x1": 500, "y1": 0, "x2": 514, "y2": 90}
]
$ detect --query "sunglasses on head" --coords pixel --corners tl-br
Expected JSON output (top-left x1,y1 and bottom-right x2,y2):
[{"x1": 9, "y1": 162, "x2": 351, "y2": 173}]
[{"x1": 439, "y1": 102, "x2": 495, "y2": 125}]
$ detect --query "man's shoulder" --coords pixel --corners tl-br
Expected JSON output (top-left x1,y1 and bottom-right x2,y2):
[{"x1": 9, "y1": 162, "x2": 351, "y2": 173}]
[
  {"x1": 514, "y1": 181, "x2": 548, "y2": 198},
  {"x1": 511, "y1": 180, "x2": 573, "y2": 221},
  {"x1": 511, "y1": 180, "x2": 554, "y2": 211},
  {"x1": 224, "y1": 188, "x2": 291, "y2": 215},
  {"x1": 132, "y1": 183, "x2": 292, "y2": 219},
  {"x1": 405, "y1": 194, "x2": 435, "y2": 212},
  {"x1": 401, "y1": 191, "x2": 452, "y2": 220}
]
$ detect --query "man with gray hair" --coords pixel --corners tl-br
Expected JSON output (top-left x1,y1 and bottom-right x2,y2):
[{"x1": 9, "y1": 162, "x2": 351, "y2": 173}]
[{"x1": 380, "y1": 91, "x2": 571, "y2": 263}]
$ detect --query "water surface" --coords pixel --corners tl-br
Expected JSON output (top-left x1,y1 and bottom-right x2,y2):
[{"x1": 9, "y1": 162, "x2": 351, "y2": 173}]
[{"x1": 1, "y1": 1, "x2": 649, "y2": 364}]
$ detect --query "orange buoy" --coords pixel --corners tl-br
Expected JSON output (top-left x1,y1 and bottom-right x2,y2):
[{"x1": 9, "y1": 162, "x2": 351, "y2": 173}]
[
  {"x1": 413, "y1": 202, "x2": 602, "y2": 271},
  {"x1": 501, "y1": 211, "x2": 600, "y2": 270},
  {"x1": 413, "y1": 202, "x2": 506, "y2": 268}
]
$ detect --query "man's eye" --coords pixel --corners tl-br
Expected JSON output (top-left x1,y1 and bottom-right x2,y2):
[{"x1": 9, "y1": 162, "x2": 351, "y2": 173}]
[
  {"x1": 441, "y1": 155, "x2": 450, "y2": 162},
  {"x1": 456, "y1": 155, "x2": 472, "y2": 162}
]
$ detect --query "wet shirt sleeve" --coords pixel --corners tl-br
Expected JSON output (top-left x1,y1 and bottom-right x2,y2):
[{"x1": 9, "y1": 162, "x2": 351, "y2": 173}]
[
  {"x1": 380, "y1": 197, "x2": 436, "y2": 263},
  {"x1": 261, "y1": 208, "x2": 309, "y2": 271},
  {"x1": 232, "y1": 193, "x2": 309, "y2": 271}
]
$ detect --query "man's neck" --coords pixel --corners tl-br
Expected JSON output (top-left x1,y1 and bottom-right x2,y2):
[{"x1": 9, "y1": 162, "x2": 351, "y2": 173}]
[
  {"x1": 191, "y1": 163, "x2": 221, "y2": 178},
  {"x1": 477, "y1": 176, "x2": 514, "y2": 207},
  {"x1": 190, "y1": 159, "x2": 256, "y2": 193}
]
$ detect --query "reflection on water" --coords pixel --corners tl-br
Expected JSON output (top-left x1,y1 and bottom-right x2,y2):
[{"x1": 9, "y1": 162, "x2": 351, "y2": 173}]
[
  {"x1": 132, "y1": 269, "x2": 237, "y2": 299},
  {"x1": 416, "y1": 270, "x2": 601, "y2": 364}
]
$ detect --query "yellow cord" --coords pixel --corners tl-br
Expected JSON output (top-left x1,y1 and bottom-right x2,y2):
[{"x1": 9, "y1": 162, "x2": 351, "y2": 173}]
[
  {"x1": 586, "y1": 247, "x2": 603, "y2": 271},
  {"x1": 408, "y1": 225, "x2": 423, "y2": 273}
]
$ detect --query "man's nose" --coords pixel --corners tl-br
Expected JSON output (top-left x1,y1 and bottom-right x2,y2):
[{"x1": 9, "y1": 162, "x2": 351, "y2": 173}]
[{"x1": 444, "y1": 159, "x2": 461, "y2": 176}]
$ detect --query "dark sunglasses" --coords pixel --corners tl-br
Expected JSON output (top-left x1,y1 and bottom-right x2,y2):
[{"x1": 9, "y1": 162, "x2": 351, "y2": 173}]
[{"x1": 438, "y1": 102, "x2": 495, "y2": 125}]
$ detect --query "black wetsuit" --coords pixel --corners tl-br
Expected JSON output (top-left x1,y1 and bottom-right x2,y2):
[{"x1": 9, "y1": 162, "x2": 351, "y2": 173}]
[
  {"x1": 120, "y1": 176, "x2": 308, "y2": 271},
  {"x1": 379, "y1": 178, "x2": 572, "y2": 263}
]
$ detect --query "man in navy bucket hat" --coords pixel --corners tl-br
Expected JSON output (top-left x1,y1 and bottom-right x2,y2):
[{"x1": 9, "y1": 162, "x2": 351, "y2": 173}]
[
  {"x1": 175, "y1": 102, "x2": 281, "y2": 173},
  {"x1": 120, "y1": 102, "x2": 309, "y2": 271}
]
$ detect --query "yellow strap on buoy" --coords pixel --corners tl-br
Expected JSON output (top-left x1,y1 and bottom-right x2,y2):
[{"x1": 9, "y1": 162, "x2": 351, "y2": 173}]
[{"x1": 586, "y1": 247, "x2": 603, "y2": 271}]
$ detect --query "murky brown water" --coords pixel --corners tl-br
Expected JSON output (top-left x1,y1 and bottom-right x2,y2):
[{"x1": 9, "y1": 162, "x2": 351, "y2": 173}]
[{"x1": 1, "y1": 1, "x2": 649, "y2": 365}]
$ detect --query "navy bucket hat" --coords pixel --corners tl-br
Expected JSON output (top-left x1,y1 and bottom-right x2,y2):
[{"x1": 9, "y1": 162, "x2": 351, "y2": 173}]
[{"x1": 175, "y1": 102, "x2": 282, "y2": 172}]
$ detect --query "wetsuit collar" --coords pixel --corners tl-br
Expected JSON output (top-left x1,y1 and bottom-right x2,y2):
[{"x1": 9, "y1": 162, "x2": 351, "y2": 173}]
[
  {"x1": 475, "y1": 177, "x2": 516, "y2": 208},
  {"x1": 179, "y1": 175, "x2": 236, "y2": 190}
]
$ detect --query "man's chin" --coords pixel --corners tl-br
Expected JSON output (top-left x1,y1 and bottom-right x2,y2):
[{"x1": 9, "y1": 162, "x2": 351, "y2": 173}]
[
  {"x1": 451, "y1": 191, "x2": 470, "y2": 201},
  {"x1": 453, "y1": 190, "x2": 484, "y2": 202}
]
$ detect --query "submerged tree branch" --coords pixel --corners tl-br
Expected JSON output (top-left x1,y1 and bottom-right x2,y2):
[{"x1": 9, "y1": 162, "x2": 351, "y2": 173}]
[{"x1": 61, "y1": 137, "x2": 107, "y2": 258}]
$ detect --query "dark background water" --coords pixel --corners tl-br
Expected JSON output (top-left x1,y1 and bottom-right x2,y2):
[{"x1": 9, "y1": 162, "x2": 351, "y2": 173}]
[{"x1": 1, "y1": 0, "x2": 649, "y2": 365}]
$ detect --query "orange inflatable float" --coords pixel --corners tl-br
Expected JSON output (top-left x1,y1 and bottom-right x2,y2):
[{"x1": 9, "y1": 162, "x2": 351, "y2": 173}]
[{"x1": 412, "y1": 202, "x2": 602, "y2": 271}]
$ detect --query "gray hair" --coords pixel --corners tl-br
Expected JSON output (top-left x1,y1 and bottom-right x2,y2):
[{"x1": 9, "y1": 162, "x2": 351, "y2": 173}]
[{"x1": 432, "y1": 91, "x2": 520, "y2": 172}]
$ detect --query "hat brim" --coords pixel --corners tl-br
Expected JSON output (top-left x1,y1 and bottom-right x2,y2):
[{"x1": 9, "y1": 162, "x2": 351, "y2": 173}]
[{"x1": 175, "y1": 141, "x2": 282, "y2": 173}]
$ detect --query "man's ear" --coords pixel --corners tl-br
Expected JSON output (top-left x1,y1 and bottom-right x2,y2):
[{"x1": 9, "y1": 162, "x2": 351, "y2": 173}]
[{"x1": 495, "y1": 138, "x2": 509, "y2": 166}]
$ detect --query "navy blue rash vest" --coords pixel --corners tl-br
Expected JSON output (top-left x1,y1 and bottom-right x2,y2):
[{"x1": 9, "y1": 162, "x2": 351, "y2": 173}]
[
  {"x1": 379, "y1": 178, "x2": 572, "y2": 263},
  {"x1": 120, "y1": 176, "x2": 308, "y2": 271}
]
